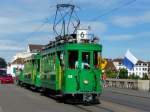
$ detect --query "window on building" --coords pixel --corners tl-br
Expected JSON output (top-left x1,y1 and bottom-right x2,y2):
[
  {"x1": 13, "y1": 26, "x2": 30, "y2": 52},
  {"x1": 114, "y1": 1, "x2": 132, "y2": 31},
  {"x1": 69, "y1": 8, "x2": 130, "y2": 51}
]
[
  {"x1": 139, "y1": 72, "x2": 141, "y2": 75},
  {"x1": 143, "y1": 63, "x2": 147, "y2": 66},
  {"x1": 139, "y1": 68, "x2": 141, "y2": 71},
  {"x1": 119, "y1": 62, "x2": 121, "y2": 65}
]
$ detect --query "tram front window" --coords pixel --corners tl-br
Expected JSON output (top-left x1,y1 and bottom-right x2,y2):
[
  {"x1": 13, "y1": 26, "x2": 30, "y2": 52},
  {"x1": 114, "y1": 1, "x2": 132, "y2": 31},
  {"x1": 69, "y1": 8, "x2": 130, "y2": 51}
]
[
  {"x1": 68, "y1": 51, "x2": 78, "y2": 69},
  {"x1": 82, "y1": 52, "x2": 90, "y2": 69}
]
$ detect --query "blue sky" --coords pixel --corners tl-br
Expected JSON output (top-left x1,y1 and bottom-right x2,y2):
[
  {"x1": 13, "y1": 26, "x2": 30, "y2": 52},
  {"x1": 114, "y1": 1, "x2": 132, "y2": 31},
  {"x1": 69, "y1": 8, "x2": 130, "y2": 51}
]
[{"x1": 0, "y1": 0, "x2": 150, "y2": 62}]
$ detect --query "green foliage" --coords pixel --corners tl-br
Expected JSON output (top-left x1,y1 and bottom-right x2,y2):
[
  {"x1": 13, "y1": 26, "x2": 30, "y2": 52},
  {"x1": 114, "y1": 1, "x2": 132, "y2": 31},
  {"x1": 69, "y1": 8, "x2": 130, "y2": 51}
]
[
  {"x1": 119, "y1": 68, "x2": 128, "y2": 79},
  {"x1": 107, "y1": 68, "x2": 149, "y2": 80},
  {"x1": 106, "y1": 69, "x2": 117, "y2": 78},
  {"x1": 142, "y1": 74, "x2": 149, "y2": 80},
  {"x1": 128, "y1": 73, "x2": 140, "y2": 80}
]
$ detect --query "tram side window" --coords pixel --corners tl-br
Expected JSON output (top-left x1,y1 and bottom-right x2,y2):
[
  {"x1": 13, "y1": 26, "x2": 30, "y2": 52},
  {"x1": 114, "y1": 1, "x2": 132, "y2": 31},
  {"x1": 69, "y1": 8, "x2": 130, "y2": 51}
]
[
  {"x1": 68, "y1": 51, "x2": 78, "y2": 69},
  {"x1": 82, "y1": 52, "x2": 90, "y2": 69},
  {"x1": 93, "y1": 51, "x2": 101, "y2": 69},
  {"x1": 57, "y1": 51, "x2": 64, "y2": 66},
  {"x1": 37, "y1": 59, "x2": 40, "y2": 71}
]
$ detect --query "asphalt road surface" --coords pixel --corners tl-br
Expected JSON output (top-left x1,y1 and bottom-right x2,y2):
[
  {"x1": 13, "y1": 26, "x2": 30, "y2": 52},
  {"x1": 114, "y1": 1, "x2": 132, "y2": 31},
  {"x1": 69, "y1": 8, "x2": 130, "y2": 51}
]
[{"x1": 0, "y1": 84, "x2": 149, "y2": 112}]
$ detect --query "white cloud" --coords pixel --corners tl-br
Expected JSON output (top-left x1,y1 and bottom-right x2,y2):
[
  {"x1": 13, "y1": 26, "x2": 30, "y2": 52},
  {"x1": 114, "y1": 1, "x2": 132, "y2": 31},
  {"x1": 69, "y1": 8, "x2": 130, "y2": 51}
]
[
  {"x1": 137, "y1": 32, "x2": 150, "y2": 37},
  {"x1": 0, "y1": 0, "x2": 55, "y2": 37},
  {"x1": 0, "y1": 44, "x2": 24, "y2": 51},
  {"x1": 102, "y1": 34, "x2": 134, "y2": 41},
  {"x1": 0, "y1": 39, "x2": 25, "y2": 51},
  {"x1": 76, "y1": 0, "x2": 122, "y2": 9},
  {"x1": 112, "y1": 11, "x2": 150, "y2": 27},
  {"x1": 80, "y1": 21, "x2": 107, "y2": 35},
  {"x1": 0, "y1": 17, "x2": 13, "y2": 24},
  {"x1": 112, "y1": 16, "x2": 137, "y2": 27},
  {"x1": 0, "y1": 18, "x2": 53, "y2": 39},
  {"x1": 102, "y1": 31, "x2": 150, "y2": 42},
  {"x1": 27, "y1": 34, "x2": 53, "y2": 45}
]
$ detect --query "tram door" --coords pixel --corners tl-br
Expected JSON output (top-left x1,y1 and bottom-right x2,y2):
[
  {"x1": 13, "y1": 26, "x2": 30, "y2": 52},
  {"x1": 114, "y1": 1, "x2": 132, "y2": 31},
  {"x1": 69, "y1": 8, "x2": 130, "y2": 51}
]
[{"x1": 78, "y1": 51, "x2": 95, "y2": 92}]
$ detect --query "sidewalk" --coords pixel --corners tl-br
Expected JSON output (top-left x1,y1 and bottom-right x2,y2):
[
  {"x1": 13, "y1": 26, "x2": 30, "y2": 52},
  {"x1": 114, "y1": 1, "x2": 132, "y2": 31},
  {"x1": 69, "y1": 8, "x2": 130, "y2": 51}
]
[{"x1": 104, "y1": 87, "x2": 150, "y2": 99}]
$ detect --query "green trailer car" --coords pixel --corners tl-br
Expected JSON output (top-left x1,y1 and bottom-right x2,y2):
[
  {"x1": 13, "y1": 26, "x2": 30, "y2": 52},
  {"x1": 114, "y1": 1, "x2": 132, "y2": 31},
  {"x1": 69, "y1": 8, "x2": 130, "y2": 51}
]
[{"x1": 18, "y1": 53, "x2": 42, "y2": 89}]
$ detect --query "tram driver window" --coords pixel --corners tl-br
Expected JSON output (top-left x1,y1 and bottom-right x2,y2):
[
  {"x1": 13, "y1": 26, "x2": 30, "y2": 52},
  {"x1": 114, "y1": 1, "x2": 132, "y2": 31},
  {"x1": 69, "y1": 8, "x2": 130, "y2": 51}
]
[
  {"x1": 82, "y1": 52, "x2": 90, "y2": 69},
  {"x1": 68, "y1": 51, "x2": 78, "y2": 69}
]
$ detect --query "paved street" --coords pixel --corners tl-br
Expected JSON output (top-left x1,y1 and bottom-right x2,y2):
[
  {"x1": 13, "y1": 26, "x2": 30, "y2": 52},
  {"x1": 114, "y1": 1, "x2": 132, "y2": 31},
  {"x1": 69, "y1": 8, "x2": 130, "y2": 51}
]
[
  {"x1": 0, "y1": 84, "x2": 150, "y2": 112},
  {"x1": 102, "y1": 88, "x2": 150, "y2": 112}
]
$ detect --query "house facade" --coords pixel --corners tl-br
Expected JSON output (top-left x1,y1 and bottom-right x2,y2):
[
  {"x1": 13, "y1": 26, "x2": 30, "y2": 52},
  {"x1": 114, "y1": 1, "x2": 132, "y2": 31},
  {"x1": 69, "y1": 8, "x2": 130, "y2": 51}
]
[
  {"x1": 113, "y1": 58, "x2": 148, "y2": 78},
  {"x1": 147, "y1": 62, "x2": 150, "y2": 78},
  {"x1": 8, "y1": 44, "x2": 44, "y2": 77}
]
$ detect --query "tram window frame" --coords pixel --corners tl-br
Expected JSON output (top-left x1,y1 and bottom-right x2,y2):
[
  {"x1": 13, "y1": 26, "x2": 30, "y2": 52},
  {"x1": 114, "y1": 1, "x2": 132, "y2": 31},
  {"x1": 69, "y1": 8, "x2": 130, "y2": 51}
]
[
  {"x1": 68, "y1": 50, "x2": 78, "y2": 69},
  {"x1": 57, "y1": 51, "x2": 65, "y2": 67},
  {"x1": 93, "y1": 51, "x2": 101, "y2": 69},
  {"x1": 82, "y1": 52, "x2": 90, "y2": 69}
]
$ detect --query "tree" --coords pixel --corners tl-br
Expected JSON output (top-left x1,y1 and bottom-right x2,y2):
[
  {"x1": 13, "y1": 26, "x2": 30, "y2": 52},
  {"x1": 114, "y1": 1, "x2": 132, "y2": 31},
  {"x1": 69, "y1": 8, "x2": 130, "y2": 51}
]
[
  {"x1": 106, "y1": 69, "x2": 117, "y2": 78},
  {"x1": 0, "y1": 57, "x2": 7, "y2": 68},
  {"x1": 119, "y1": 68, "x2": 128, "y2": 79},
  {"x1": 128, "y1": 73, "x2": 135, "y2": 79},
  {"x1": 128, "y1": 73, "x2": 140, "y2": 80},
  {"x1": 142, "y1": 73, "x2": 149, "y2": 80},
  {"x1": 134, "y1": 75, "x2": 140, "y2": 80}
]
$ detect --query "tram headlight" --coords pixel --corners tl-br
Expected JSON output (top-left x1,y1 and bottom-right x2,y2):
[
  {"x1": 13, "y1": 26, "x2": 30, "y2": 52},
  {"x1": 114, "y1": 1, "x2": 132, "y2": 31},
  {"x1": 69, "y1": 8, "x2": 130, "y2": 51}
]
[{"x1": 83, "y1": 80, "x2": 89, "y2": 84}]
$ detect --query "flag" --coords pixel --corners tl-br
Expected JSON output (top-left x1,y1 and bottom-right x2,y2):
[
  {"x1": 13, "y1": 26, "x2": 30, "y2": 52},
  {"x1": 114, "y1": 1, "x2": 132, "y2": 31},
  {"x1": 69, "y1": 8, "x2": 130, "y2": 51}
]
[{"x1": 122, "y1": 50, "x2": 138, "y2": 70}]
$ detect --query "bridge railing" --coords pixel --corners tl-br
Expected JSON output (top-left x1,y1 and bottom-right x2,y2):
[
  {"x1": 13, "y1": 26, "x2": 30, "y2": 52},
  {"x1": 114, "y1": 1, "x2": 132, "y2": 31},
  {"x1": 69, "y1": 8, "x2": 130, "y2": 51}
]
[{"x1": 105, "y1": 78, "x2": 150, "y2": 91}]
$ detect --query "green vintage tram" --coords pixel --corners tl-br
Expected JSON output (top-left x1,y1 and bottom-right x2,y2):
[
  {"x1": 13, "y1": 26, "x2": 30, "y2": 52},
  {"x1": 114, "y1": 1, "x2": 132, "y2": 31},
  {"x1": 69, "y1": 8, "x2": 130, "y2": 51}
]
[
  {"x1": 18, "y1": 34, "x2": 102, "y2": 103},
  {"x1": 18, "y1": 4, "x2": 103, "y2": 104}
]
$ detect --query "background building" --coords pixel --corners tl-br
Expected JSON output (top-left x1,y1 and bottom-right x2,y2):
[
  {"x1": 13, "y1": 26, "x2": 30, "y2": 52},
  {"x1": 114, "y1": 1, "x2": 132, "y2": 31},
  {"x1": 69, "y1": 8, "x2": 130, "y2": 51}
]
[
  {"x1": 11, "y1": 44, "x2": 44, "y2": 63},
  {"x1": 113, "y1": 58, "x2": 148, "y2": 78},
  {"x1": 147, "y1": 62, "x2": 150, "y2": 78},
  {"x1": 8, "y1": 44, "x2": 44, "y2": 77}
]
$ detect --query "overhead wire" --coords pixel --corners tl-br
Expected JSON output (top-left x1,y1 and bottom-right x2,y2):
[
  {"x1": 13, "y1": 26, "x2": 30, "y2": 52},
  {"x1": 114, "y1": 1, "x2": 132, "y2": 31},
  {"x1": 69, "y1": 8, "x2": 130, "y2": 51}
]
[
  {"x1": 25, "y1": 0, "x2": 137, "y2": 41},
  {"x1": 25, "y1": 0, "x2": 80, "y2": 39},
  {"x1": 25, "y1": 5, "x2": 56, "y2": 40},
  {"x1": 90, "y1": 0, "x2": 137, "y2": 21},
  {"x1": 25, "y1": 18, "x2": 49, "y2": 40}
]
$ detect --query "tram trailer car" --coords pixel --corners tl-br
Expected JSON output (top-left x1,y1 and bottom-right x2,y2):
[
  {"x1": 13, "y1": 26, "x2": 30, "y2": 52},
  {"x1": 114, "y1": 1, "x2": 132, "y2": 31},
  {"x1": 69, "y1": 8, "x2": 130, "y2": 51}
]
[
  {"x1": 18, "y1": 53, "x2": 42, "y2": 89},
  {"x1": 18, "y1": 34, "x2": 103, "y2": 104}
]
